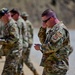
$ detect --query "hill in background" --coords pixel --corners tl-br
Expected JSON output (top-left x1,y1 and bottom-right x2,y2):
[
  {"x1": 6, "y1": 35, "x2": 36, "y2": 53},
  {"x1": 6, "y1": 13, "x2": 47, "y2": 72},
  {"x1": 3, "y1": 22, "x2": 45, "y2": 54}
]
[{"x1": 0, "y1": 0, "x2": 75, "y2": 29}]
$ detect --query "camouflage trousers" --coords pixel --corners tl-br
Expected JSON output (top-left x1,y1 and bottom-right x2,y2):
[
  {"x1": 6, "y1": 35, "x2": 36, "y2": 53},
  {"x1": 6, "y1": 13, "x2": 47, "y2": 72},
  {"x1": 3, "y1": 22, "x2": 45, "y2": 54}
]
[
  {"x1": 22, "y1": 47, "x2": 38, "y2": 75},
  {"x1": 42, "y1": 67, "x2": 67, "y2": 75},
  {"x1": 1, "y1": 49, "x2": 24, "y2": 75}
]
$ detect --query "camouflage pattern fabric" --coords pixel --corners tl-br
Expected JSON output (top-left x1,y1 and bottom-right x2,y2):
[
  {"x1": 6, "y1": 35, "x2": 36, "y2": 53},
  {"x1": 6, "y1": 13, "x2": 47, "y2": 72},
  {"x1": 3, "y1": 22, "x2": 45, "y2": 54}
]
[
  {"x1": 0, "y1": 18, "x2": 23, "y2": 75},
  {"x1": 0, "y1": 22, "x2": 4, "y2": 57},
  {"x1": 16, "y1": 16, "x2": 28, "y2": 75},
  {"x1": 42, "y1": 67, "x2": 67, "y2": 75},
  {"x1": 16, "y1": 16, "x2": 28, "y2": 49},
  {"x1": 38, "y1": 21, "x2": 73, "y2": 75},
  {"x1": 22, "y1": 20, "x2": 33, "y2": 62},
  {"x1": 0, "y1": 21, "x2": 4, "y2": 36},
  {"x1": 22, "y1": 20, "x2": 39, "y2": 75},
  {"x1": 26, "y1": 20, "x2": 33, "y2": 46},
  {"x1": 22, "y1": 47, "x2": 38, "y2": 74}
]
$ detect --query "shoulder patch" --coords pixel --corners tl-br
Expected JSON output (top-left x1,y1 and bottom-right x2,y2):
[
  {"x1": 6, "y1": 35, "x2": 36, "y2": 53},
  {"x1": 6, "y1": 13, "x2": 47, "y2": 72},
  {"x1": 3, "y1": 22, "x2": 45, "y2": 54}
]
[{"x1": 51, "y1": 31, "x2": 63, "y2": 43}]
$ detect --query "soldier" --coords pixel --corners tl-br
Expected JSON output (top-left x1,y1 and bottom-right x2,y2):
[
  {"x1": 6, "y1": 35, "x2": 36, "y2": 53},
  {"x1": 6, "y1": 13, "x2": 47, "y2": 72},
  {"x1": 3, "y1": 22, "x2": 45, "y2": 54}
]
[
  {"x1": 0, "y1": 8, "x2": 24, "y2": 75},
  {"x1": 21, "y1": 12, "x2": 39, "y2": 75},
  {"x1": 34, "y1": 9, "x2": 73, "y2": 75},
  {"x1": 10, "y1": 9, "x2": 28, "y2": 75}
]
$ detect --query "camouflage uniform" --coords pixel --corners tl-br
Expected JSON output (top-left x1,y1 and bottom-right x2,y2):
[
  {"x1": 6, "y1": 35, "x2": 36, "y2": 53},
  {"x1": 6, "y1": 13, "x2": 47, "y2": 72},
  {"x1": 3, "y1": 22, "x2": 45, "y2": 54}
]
[
  {"x1": 0, "y1": 18, "x2": 23, "y2": 75},
  {"x1": 16, "y1": 16, "x2": 28, "y2": 75},
  {"x1": 0, "y1": 22, "x2": 4, "y2": 57},
  {"x1": 38, "y1": 21, "x2": 73, "y2": 75},
  {"x1": 16, "y1": 16, "x2": 28, "y2": 49},
  {"x1": 22, "y1": 20, "x2": 33, "y2": 64},
  {"x1": 21, "y1": 11, "x2": 39, "y2": 75},
  {"x1": 22, "y1": 20, "x2": 38, "y2": 75},
  {"x1": 0, "y1": 21, "x2": 4, "y2": 36}
]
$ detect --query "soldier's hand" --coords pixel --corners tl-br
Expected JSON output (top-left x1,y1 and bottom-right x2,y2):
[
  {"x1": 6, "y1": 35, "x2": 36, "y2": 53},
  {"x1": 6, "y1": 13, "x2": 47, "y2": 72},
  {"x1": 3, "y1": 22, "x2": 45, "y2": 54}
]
[
  {"x1": 34, "y1": 44, "x2": 41, "y2": 50},
  {"x1": 42, "y1": 22, "x2": 47, "y2": 28}
]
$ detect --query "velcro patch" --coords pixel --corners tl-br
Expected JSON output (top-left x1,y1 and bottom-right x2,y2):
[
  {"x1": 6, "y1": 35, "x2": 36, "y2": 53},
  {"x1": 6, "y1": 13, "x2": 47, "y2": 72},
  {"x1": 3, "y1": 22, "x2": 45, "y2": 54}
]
[{"x1": 51, "y1": 31, "x2": 63, "y2": 43}]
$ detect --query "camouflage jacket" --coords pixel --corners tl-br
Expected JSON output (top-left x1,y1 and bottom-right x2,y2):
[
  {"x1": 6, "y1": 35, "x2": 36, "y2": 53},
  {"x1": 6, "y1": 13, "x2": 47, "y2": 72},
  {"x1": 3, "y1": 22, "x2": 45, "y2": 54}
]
[
  {"x1": 38, "y1": 21, "x2": 73, "y2": 72},
  {"x1": 26, "y1": 20, "x2": 33, "y2": 47},
  {"x1": 0, "y1": 18, "x2": 20, "y2": 56},
  {"x1": 17, "y1": 16, "x2": 28, "y2": 49},
  {"x1": 0, "y1": 22, "x2": 4, "y2": 36}
]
